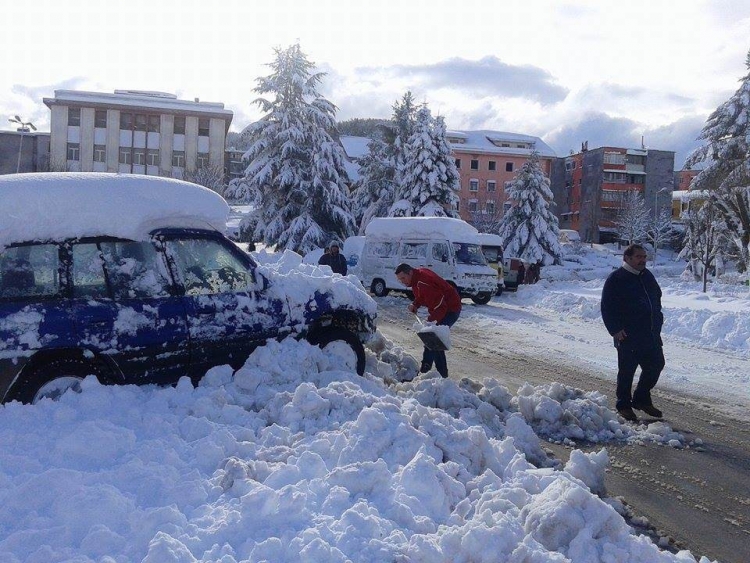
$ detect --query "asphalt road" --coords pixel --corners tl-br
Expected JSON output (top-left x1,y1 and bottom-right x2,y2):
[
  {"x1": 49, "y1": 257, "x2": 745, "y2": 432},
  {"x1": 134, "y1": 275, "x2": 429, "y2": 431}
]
[{"x1": 376, "y1": 300, "x2": 750, "y2": 563}]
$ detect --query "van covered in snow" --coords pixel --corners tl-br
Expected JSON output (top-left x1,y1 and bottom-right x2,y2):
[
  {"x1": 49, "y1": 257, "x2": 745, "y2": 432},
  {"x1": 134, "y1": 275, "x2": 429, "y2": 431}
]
[{"x1": 360, "y1": 217, "x2": 497, "y2": 304}]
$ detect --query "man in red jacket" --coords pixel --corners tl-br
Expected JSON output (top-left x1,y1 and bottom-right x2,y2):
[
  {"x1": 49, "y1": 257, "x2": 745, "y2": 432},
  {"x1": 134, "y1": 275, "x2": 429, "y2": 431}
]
[{"x1": 395, "y1": 263, "x2": 462, "y2": 378}]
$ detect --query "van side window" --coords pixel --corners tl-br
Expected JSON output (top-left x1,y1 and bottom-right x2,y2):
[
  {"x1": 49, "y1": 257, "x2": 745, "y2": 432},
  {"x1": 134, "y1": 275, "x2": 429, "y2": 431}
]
[
  {"x1": 71, "y1": 243, "x2": 109, "y2": 298},
  {"x1": 0, "y1": 244, "x2": 59, "y2": 300},
  {"x1": 100, "y1": 241, "x2": 171, "y2": 299},
  {"x1": 432, "y1": 243, "x2": 449, "y2": 262},
  {"x1": 165, "y1": 238, "x2": 253, "y2": 296},
  {"x1": 400, "y1": 243, "x2": 428, "y2": 259},
  {"x1": 368, "y1": 242, "x2": 399, "y2": 258}
]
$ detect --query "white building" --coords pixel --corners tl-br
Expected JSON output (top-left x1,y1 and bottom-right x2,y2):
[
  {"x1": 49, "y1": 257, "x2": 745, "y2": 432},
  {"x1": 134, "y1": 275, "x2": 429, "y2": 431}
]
[{"x1": 43, "y1": 90, "x2": 233, "y2": 179}]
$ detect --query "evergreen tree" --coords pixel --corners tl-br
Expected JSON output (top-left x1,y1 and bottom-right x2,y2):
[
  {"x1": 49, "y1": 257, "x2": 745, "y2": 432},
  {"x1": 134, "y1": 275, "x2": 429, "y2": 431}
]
[
  {"x1": 350, "y1": 138, "x2": 395, "y2": 233},
  {"x1": 686, "y1": 48, "x2": 750, "y2": 272},
  {"x1": 389, "y1": 106, "x2": 460, "y2": 217},
  {"x1": 498, "y1": 151, "x2": 562, "y2": 265},
  {"x1": 350, "y1": 91, "x2": 417, "y2": 231},
  {"x1": 225, "y1": 43, "x2": 354, "y2": 253}
]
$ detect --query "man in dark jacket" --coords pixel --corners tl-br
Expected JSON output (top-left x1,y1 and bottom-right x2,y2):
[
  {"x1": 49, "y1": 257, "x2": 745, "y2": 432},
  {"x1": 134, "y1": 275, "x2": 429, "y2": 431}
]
[
  {"x1": 318, "y1": 242, "x2": 347, "y2": 276},
  {"x1": 395, "y1": 263, "x2": 461, "y2": 378},
  {"x1": 601, "y1": 244, "x2": 665, "y2": 422}
]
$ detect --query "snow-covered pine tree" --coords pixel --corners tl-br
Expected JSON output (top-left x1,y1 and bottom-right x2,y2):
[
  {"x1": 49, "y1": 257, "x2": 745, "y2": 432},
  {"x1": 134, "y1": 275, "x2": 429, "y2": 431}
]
[
  {"x1": 389, "y1": 106, "x2": 459, "y2": 217},
  {"x1": 498, "y1": 151, "x2": 562, "y2": 265},
  {"x1": 350, "y1": 138, "x2": 395, "y2": 234},
  {"x1": 686, "y1": 48, "x2": 750, "y2": 272},
  {"x1": 349, "y1": 92, "x2": 416, "y2": 230},
  {"x1": 614, "y1": 190, "x2": 650, "y2": 245},
  {"x1": 227, "y1": 43, "x2": 355, "y2": 253}
]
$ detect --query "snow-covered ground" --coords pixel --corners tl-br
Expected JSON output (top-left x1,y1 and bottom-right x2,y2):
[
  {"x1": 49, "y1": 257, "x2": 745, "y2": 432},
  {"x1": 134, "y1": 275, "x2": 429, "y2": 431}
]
[
  {"x1": 0, "y1": 243, "x2": 733, "y2": 562},
  {"x1": 474, "y1": 245, "x2": 750, "y2": 420}
]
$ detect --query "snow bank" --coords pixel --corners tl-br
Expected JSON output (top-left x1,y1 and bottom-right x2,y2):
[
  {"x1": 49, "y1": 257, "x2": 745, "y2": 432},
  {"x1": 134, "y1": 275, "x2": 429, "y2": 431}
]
[
  {"x1": 0, "y1": 173, "x2": 229, "y2": 248},
  {"x1": 0, "y1": 336, "x2": 714, "y2": 563}
]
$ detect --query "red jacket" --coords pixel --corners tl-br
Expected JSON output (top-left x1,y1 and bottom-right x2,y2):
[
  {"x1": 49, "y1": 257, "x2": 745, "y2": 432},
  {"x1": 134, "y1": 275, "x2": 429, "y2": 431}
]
[{"x1": 411, "y1": 268, "x2": 462, "y2": 322}]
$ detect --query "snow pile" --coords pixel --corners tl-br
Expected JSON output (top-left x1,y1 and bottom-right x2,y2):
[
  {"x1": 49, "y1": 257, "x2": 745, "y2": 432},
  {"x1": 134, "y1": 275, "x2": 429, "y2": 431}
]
[
  {"x1": 254, "y1": 248, "x2": 377, "y2": 323},
  {"x1": 0, "y1": 173, "x2": 229, "y2": 248},
  {"x1": 0, "y1": 337, "x2": 715, "y2": 563}
]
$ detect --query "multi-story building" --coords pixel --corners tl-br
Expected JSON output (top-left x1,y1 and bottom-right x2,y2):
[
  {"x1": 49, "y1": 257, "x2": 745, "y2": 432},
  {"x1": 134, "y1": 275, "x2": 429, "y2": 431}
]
[
  {"x1": 445, "y1": 130, "x2": 557, "y2": 225},
  {"x1": 43, "y1": 90, "x2": 233, "y2": 179},
  {"x1": 550, "y1": 144, "x2": 675, "y2": 243},
  {"x1": 0, "y1": 130, "x2": 50, "y2": 175}
]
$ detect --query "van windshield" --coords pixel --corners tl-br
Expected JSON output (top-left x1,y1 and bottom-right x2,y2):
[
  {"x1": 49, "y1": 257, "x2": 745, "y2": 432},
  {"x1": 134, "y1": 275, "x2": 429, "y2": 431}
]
[
  {"x1": 453, "y1": 243, "x2": 487, "y2": 265},
  {"x1": 482, "y1": 247, "x2": 502, "y2": 262}
]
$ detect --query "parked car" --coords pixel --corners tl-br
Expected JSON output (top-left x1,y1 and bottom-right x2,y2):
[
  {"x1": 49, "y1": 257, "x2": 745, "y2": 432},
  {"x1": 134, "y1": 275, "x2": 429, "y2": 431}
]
[
  {"x1": 0, "y1": 173, "x2": 376, "y2": 404},
  {"x1": 359, "y1": 217, "x2": 497, "y2": 304}
]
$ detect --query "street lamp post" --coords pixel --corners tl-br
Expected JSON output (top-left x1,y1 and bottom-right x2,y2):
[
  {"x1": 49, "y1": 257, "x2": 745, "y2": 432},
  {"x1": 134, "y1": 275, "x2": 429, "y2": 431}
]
[
  {"x1": 654, "y1": 186, "x2": 671, "y2": 222},
  {"x1": 8, "y1": 116, "x2": 36, "y2": 174}
]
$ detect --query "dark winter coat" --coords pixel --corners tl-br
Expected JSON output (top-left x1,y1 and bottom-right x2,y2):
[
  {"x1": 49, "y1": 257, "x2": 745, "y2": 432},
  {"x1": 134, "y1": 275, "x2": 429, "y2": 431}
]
[
  {"x1": 318, "y1": 252, "x2": 347, "y2": 276},
  {"x1": 411, "y1": 268, "x2": 462, "y2": 322},
  {"x1": 601, "y1": 266, "x2": 664, "y2": 352}
]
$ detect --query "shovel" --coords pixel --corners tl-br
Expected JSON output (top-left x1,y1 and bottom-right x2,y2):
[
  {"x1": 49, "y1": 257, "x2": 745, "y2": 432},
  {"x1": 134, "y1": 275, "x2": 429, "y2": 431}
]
[{"x1": 413, "y1": 314, "x2": 451, "y2": 351}]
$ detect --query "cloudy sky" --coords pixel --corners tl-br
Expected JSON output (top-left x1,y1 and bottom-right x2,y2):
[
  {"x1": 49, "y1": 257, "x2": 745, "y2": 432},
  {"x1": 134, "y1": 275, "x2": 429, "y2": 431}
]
[{"x1": 3, "y1": 0, "x2": 749, "y2": 167}]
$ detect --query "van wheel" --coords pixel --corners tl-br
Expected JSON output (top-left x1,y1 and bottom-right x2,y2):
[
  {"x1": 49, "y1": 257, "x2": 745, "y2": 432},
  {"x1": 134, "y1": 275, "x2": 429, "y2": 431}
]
[
  {"x1": 307, "y1": 327, "x2": 366, "y2": 375},
  {"x1": 471, "y1": 292, "x2": 492, "y2": 305},
  {"x1": 371, "y1": 279, "x2": 389, "y2": 297},
  {"x1": 9, "y1": 357, "x2": 105, "y2": 404}
]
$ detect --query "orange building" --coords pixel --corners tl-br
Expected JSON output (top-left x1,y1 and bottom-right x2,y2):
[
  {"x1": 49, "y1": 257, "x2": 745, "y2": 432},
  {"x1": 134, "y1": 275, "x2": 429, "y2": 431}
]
[{"x1": 445, "y1": 130, "x2": 556, "y2": 226}]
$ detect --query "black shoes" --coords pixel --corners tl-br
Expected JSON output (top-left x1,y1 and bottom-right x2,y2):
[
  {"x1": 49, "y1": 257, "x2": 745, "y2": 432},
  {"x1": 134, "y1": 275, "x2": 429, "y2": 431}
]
[
  {"x1": 633, "y1": 403, "x2": 663, "y2": 418},
  {"x1": 420, "y1": 362, "x2": 432, "y2": 373},
  {"x1": 617, "y1": 407, "x2": 639, "y2": 422}
]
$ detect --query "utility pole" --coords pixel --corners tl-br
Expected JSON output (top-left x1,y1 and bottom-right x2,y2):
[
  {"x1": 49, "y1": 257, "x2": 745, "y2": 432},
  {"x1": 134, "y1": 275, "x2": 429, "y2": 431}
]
[{"x1": 8, "y1": 116, "x2": 36, "y2": 174}]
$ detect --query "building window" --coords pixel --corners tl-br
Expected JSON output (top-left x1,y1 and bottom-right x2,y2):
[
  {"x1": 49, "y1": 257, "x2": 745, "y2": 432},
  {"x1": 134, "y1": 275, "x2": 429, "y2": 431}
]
[
  {"x1": 120, "y1": 113, "x2": 133, "y2": 130},
  {"x1": 505, "y1": 162, "x2": 513, "y2": 172},
  {"x1": 119, "y1": 147, "x2": 132, "y2": 164},
  {"x1": 93, "y1": 145, "x2": 106, "y2": 162},
  {"x1": 198, "y1": 118, "x2": 210, "y2": 137},
  {"x1": 94, "y1": 110, "x2": 107, "y2": 128},
  {"x1": 68, "y1": 108, "x2": 81, "y2": 126},
  {"x1": 146, "y1": 149, "x2": 159, "y2": 166},
  {"x1": 470, "y1": 159, "x2": 479, "y2": 170},
  {"x1": 134, "y1": 114, "x2": 148, "y2": 132},
  {"x1": 66, "y1": 143, "x2": 80, "y2": 161},
  {"x1": 469, "y1": 179, "x2": 479, "y2": 192},
  {"x1": 488, "y1": 160, "x2": 496, "y2": 171},
  {"x1": 604, "y1": 152, "x2": 626, "y2": 165},
  {"x1": 133, "y1": 149, "x2": 146, "y2": 165},
  {"x1": 454, "y1": 200, "x2": 460, "y2": 212},
  {"x1": 172, "y1": 150, "x2": 185, "y2": 167},
  {"x1": 455, "y1": 158, "x2": 461, "y2": 169},
  {"x1": 487, "y1": 180, "x2": 496, "y2": 192},
  {"x1": 148, "y1": 115, "x2": 160, "y2": 133},
  {"x1": 504, "y1": 201, "x2": 512, "y2": 212},
  {"x1": 468, "y1": 200, "x2": 478, "y2": 212},
  {"x1": 486, "y1": 201, "x2": 496, "y2": 214},
  {"x1": 174, "y1": 116, "x2": 186, "y2": 135},
  {"x1": 197, "y1": 152, "x2": 209, "y2": 168}
]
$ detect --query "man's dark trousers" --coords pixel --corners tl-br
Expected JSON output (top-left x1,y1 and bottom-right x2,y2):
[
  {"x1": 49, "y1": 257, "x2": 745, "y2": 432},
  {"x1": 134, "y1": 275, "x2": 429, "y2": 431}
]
[
  {"x1": 616, "y1": 345, "x2": 665, "y2": 410},
  {"x1": 421, "y1": 311, "x2": 460, "y2": 378}
]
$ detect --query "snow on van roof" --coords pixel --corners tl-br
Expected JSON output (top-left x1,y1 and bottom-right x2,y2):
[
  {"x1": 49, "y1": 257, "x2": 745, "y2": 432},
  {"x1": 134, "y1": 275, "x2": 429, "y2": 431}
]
[
  {"x1": 365, "y1": 217, "x2": 481, "y2": 242},
  {"x1": 478, "y1": 233, "x2": 503, "y2": 246},
  {"x1": 0, "y1": 173, "x2": 229, "y2": 248}
]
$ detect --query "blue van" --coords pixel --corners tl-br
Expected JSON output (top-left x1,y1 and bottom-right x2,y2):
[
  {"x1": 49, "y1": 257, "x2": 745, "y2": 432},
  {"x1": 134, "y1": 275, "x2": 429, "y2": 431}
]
[{"x1": 0, "y1": 174, "x2": 376, "y2": 403}]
